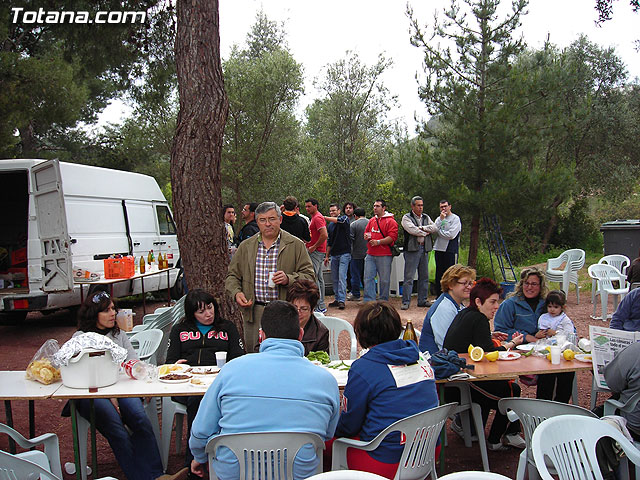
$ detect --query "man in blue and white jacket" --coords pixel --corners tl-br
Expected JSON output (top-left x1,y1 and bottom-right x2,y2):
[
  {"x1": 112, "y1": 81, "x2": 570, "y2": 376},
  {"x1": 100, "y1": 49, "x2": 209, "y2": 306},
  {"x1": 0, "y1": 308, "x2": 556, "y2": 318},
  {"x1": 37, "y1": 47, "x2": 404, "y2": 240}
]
[{"x1": 189, "y1": 300, "x2": 340, "y2": 480}]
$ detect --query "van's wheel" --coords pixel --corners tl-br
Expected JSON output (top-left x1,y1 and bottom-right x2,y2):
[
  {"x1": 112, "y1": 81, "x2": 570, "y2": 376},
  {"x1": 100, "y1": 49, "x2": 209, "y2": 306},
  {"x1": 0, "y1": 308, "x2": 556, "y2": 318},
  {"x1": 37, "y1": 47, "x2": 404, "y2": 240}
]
[
  {"x1": 170, "y1": 267, "x2": 185, "y2": 299},
  {"x1": 0, "y1": 311, "x2": 28, "y2": 324}
]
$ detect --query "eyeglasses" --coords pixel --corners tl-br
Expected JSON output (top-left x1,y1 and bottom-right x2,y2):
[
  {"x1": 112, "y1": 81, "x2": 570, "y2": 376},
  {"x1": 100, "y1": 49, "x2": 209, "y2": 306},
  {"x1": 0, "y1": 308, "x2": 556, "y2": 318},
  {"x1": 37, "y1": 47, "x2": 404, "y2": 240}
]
[
  {"x1": 257, "y1": 216, "x2": 280, "y2": 224},
  {"x1": 294, "y1": 306, "x2": 311, "y2": 313},
  {"x1": 456, "y1": 280, "x2": 476, "y2": 287},
  {"x1": 92, "y1": 291, "x2": 110, "y2": 304},
  {"x1": 524, "y1": 282, "x2": 541, "y2": 287}
]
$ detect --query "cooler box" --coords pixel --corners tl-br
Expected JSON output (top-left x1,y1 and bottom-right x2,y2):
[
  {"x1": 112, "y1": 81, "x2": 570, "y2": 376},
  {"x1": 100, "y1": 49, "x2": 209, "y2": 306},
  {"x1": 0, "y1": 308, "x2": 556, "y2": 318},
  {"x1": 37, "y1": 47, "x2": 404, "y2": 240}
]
[{"x1": 60, "y1": 349, "x2": 119, "y2": 389}]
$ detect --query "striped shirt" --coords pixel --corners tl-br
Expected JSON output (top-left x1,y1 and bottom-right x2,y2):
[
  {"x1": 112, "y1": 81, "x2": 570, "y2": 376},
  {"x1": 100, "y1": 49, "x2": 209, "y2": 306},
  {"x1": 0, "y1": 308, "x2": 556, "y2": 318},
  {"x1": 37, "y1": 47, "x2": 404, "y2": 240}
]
[{"x1": 254, "y1": 234, "x2": 281, "y2": 303}]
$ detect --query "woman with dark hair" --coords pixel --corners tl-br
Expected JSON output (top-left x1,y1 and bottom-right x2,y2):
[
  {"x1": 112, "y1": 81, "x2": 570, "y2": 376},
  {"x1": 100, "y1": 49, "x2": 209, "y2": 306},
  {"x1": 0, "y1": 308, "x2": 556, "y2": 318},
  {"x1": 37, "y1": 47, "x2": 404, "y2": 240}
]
[
  {"x1": 166, "y1": 289, "x2": 244, "y2": 474},
  {"x1": 71, "y1": 291, "x2": 187, "y2": 480},
  {"x1": 286, "y1": 279, "x2": 329, "y2": 355},
  {"x1": 333, "y1": 301, "x2": 438, "y2": 478},
  {"x1": 444, "y1": 278, "x2": 525, "y2": 451}
]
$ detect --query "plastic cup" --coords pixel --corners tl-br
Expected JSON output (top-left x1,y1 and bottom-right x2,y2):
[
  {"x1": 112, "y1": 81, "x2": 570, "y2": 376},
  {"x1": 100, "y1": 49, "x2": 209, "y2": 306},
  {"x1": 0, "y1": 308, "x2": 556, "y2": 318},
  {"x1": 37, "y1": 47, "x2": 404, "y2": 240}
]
[
  {"x1": 216, "y1": 351, "x2": 227, "y2": 368},
  {"x1": 268, "y1": 272, "x2": 276, "y2": 288},
  {"x1": 550, "y1": 346, "x2": 561, "y2": 365}
]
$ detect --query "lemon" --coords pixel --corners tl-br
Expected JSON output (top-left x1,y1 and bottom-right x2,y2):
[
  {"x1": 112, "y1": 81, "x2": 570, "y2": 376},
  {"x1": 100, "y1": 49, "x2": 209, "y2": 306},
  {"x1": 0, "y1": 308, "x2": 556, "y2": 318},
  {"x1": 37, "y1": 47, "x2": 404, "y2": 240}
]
[
  {"x1": 159, "y1": 365, "x2": 170, "y2": 375},
  {"x1": 468, "y1": 344, "x2": 474, "y2": 355},
  {"x1": 563, "y1": 350, "x2": 576, "y2": 361},
  {"x1": 485, "y1": 351, "x2": 499, "y2": 362},
  {"x1": 470, "y1": 346, "x2": 484, "y2": 362},
  {"x1": 546, "y1": 353, "x2": 552, "y2": 362}
]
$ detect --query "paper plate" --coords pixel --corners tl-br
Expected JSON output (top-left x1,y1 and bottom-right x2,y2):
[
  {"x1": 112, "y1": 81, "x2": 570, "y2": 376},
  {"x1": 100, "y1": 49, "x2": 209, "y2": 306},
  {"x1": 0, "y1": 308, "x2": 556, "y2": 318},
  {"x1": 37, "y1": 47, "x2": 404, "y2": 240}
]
[
  {"x1": 158, "y1": 364, "x2": 190, "y2": 375},
  {"x1": 498, "y1": 351, "x2": 521, "y2": 361},
  {"x1": 189, "y1": 366, "x2": 220, "y2": 376},
  {"x1": 516, "y1": 344, "x2": 544, "y2": 352},
  {"x1": 574, "y1": 354, "x2": 593, "y2": 363}
]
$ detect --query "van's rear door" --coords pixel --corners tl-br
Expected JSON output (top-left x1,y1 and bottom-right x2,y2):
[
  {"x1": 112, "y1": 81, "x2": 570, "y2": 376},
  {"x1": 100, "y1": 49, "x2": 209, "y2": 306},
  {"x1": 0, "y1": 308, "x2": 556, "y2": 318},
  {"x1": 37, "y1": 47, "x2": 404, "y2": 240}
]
[{"x1": 31, "y1": 159, "x2": 74, "y2": 292}]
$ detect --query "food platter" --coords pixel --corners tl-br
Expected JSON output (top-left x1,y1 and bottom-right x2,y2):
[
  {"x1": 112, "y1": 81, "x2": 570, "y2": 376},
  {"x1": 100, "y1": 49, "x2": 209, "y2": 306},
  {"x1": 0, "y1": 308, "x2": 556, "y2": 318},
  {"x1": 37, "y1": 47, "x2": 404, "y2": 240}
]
[
  {"x1": 159, "y1": 373, "x2": 192, "y2": 383},
  {"x1": 498, "y1": 351, "x2": 521, "y2": 361}
]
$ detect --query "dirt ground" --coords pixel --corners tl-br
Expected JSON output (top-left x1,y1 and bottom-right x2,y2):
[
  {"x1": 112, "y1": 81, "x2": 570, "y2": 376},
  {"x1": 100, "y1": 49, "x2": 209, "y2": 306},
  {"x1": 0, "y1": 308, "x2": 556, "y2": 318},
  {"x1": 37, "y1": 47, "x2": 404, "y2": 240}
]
[{"x1": 0, "y1": 285, "x2": 611, "y2": 479}]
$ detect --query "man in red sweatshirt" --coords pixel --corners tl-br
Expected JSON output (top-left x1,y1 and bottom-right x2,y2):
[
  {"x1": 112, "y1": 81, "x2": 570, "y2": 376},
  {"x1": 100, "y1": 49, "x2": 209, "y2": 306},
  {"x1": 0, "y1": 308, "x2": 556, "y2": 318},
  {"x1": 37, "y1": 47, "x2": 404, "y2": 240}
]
[{"x1": 363, "y1": 199, "x2": 398, "y2": 302}]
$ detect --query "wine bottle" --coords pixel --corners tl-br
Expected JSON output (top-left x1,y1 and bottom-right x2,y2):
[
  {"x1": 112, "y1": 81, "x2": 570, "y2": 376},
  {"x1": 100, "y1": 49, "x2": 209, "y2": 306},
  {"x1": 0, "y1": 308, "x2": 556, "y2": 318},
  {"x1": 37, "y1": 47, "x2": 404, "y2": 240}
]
[{"x1": 403, "y1": 320, "x2": 418, "y2": 343}]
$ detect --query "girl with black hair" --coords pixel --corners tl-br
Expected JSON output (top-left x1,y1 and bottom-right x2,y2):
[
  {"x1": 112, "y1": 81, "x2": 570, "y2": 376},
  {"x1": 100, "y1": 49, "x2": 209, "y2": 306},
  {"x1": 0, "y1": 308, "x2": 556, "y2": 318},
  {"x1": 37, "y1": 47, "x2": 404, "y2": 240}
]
[{"x1": 166, "y1": 289, "x2": 244, "y2": 475}]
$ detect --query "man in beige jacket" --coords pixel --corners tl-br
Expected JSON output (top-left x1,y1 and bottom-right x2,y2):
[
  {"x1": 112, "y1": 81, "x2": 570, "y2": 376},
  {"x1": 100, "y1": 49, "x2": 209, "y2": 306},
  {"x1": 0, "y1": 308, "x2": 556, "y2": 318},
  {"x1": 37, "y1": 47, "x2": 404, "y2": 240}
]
[{"x1": 225, "y1": 201, "x2": 315, "y2": 351}]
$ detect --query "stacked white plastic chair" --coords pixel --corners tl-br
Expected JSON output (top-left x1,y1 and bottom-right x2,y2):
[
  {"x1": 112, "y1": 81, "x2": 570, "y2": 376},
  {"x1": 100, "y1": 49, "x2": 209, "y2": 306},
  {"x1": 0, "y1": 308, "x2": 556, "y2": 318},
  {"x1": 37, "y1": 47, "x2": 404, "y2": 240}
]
[
  {"x1": 545, "y1": 249, "x2": 585, "y2": 303},
  {"x1": 588, "y1": 263, "x2": 629, "y2": 320},
  {"x1": 590, "y1": 254, "x2": 630, "y2": 303}
]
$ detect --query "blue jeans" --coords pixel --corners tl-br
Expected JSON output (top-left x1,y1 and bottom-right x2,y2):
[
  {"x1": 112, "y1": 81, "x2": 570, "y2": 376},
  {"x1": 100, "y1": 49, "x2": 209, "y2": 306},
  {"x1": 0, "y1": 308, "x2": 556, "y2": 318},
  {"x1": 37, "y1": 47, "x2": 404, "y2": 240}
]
[
  {"x1": 76, "y1": 397, "x2": 163, "y2": 480},
  {"x1": 350, "y1": 258, "x2": 365, "y2": 299},
  {"x1": 309, "y1": 250, "x2": 326, "y2": 310},
  {"x1": 331, "y1": 253, "x2": 351, "y2": 303},
  {"x1": 364, "y1": 255, "x2": 393, "y2": 302},
  {"x1": 402, "y1": 246, "x2": 429, "y2": 306}
]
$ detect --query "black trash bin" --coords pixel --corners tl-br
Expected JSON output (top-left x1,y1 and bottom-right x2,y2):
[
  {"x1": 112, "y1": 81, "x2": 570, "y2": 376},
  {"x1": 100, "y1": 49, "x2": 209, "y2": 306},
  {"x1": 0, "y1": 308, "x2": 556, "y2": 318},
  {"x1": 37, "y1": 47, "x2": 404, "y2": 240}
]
[{"x1": 600, "y1": 220, "x2": 640, "y2": 261}]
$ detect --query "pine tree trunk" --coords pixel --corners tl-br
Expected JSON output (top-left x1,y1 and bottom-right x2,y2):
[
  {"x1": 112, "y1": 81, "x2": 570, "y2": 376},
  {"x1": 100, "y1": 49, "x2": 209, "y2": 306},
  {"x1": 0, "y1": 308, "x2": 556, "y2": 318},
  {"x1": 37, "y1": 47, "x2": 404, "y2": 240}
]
[{"x1": 171, "y1": 0, "x2": 241, "y2": 331}]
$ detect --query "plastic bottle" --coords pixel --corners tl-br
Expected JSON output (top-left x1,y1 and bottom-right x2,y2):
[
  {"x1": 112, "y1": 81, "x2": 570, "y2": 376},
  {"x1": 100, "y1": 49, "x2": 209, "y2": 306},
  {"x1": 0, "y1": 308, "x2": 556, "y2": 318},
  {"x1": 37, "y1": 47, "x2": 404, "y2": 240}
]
[
  {"x1": 139, "y1": 256, "x2": 146, "y2": 274},
  {"x1": 158, "y1": 253, "x2": 165, "y2": 269},
  {"x1": 403, "y1": 320, "x2": 418, "y2": 343},
  {"x1": 122, "y1": 359, "x2": 150, "y2": 380},
  {"x1": 148, "y1": 250, "x2": 154, "y2": 266}
]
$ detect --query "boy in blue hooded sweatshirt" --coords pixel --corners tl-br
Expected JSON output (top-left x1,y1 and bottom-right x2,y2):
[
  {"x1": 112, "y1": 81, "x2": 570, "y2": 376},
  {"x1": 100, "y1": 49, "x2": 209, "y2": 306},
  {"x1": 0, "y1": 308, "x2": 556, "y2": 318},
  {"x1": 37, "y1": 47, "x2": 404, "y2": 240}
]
[{"x1": 334, "y1": 301, "x2": 439, "y2": 478}]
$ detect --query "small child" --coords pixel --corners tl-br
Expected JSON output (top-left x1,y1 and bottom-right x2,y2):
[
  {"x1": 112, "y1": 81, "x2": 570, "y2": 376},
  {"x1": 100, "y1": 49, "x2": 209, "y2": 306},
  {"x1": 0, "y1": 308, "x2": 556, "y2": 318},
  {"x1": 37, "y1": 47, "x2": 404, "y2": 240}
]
[{"x1": 535, "y1": 290, "x2": 575, "y2": 339}]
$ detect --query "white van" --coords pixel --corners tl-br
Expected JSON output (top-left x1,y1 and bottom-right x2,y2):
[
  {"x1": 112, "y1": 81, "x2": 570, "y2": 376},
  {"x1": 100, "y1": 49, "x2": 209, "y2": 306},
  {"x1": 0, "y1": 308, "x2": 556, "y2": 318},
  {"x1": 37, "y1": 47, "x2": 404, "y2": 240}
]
[{"x1": 0, "y1": 159, "x2": 182, "y2": 320}]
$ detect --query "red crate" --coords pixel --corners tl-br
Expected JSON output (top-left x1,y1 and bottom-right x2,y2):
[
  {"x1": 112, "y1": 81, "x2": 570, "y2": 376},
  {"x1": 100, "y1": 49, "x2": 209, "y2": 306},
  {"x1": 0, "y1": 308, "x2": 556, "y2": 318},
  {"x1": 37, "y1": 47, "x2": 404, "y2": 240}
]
[
  {"x1": 104, "y1": 257, "x2": 135, "y2": 279},
  {"x1": 11, "y1": 247, "x2": 27, "y2": 266}
]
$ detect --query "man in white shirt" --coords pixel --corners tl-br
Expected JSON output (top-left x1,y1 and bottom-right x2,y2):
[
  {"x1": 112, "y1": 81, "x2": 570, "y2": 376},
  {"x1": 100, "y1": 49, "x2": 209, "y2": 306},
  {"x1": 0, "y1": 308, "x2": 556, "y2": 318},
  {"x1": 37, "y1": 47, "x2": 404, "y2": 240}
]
[{"x1": 433, "y1": 200, "x2": 461, "y2": 296}]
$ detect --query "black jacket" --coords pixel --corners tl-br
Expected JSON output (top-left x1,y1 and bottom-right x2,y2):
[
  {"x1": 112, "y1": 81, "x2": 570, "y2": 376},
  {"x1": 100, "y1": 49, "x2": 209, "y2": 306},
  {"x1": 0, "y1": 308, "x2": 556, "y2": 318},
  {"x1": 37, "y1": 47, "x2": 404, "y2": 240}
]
[
  {"x1": 281, "y1": 213, "x2": 311, "y2": 242},
  {"x1": 166, "y1": 319, "x2": 245, "y2": 366},
  {"x1": 235, "y1": 220, "x2": 259, "y2": 245}
]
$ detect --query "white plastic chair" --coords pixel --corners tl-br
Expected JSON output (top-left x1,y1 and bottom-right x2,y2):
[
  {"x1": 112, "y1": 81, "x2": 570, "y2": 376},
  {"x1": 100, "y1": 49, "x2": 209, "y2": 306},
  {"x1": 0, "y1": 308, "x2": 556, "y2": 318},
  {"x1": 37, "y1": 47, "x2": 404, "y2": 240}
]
[
  {"x1": 588, "y1": 264, "x2": 629, "y2": 320},
  {"x1": 591, "y1": 255, "x2": 630, "y2": 303},
  {"x1": 205, "y1": 431, "x2": 325, "y2": 480},
  {"x1": 0, "y1": 423, "x2": 116, "y2": 480},
  {"x1": 497, "y1": 398, "x2": 597, "y2": 480},
  {"x1": 444, "y1": 382, "x2": 490, "y2": 472},
  {"x1": 317, "y1": 315, "x2": 358, "y2": 361},
  {"x1": 545, "y1": 249, "x2": 585, "y2": 303},
  {"x1": 130, "y1": 328, "x2": 164, "y2": 364},
  {"x1": 531, "y1": 414, "x2": 640, "y2": 480},
  {"x1": 161, "y1": 396, "x2": 187, "y2": 471},
  {"x1": 332, "y1": 403, "x2": 457, "y2": 480},
  {"x1": 307, "y1": 471, "x2": 389, "y2": 479},
  {"x1": 0, "y1": 423, "x2": 62, "y2": 479},
  {"x1": 438, "y1": 472, "x2": 512, "y2": 479}
]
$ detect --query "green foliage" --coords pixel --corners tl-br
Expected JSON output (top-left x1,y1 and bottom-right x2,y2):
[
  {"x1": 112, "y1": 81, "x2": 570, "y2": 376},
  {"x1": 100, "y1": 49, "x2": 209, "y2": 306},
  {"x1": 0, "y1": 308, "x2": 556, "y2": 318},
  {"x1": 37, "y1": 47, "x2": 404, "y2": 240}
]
[
  {"x1": 220, "y1": 11, "x2": 306, "y2": 207},
  {"x1": 550, "y1": 199, "x2": 603, "y2": 252},
  {"x1": 0, "y1": 0, "x2": 166, "y2": 156},
  {"x1": 305, "y1": 51, "x2": 396, "y2": 206}
]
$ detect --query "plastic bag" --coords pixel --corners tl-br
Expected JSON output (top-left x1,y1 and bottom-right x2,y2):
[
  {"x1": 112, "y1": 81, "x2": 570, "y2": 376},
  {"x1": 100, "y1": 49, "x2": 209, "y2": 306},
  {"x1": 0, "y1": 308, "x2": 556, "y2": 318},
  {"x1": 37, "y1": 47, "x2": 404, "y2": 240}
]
[{"x1": 26, "y1": 339, "x2": 62, "y2": 385}]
